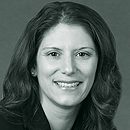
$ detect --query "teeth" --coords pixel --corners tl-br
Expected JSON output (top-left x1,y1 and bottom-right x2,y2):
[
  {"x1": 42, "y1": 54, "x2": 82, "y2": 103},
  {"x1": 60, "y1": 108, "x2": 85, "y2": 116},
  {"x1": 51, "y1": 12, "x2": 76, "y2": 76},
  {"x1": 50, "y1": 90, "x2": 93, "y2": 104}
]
[{"x1": 55, "y1": 82, "x2": 80, "y2": 88}]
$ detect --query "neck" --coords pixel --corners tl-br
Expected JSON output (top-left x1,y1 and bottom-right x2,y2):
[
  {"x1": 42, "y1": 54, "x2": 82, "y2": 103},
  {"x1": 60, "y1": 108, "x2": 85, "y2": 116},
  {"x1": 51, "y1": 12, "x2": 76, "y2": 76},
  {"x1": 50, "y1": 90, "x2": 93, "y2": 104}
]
[{"x1": 41, "y1": 97, "x2": 80, "y2": 130}]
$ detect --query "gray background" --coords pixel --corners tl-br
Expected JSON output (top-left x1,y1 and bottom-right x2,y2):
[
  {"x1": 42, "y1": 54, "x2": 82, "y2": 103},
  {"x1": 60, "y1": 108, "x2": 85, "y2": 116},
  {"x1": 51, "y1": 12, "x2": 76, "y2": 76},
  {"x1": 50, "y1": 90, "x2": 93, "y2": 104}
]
[{"x1": 0, "y1": 0, "x2": 130, "y2": 129}]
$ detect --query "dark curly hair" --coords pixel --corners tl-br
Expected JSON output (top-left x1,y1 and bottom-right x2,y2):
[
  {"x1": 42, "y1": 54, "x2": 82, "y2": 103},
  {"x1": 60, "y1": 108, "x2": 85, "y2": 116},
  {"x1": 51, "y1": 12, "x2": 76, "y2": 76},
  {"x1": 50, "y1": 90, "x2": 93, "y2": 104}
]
[{"x1": 0, "y1": 1, "x2": 121, "y2": 130}]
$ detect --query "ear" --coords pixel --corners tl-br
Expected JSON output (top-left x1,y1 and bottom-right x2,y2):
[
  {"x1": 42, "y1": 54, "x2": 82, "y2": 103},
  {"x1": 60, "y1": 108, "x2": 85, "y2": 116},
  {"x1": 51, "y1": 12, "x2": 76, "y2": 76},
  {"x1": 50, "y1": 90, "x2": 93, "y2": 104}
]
[{"x1": 31, "y1": 67, "x2": 37, "y2": 77}]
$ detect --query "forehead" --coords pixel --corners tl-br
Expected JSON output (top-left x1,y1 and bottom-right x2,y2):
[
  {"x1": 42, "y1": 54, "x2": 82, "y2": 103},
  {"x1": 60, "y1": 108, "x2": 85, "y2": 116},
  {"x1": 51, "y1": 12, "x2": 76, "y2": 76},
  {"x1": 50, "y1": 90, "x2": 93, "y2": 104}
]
[{"x1": 39, "y1": 23, "x2": 95, "y2": 49}]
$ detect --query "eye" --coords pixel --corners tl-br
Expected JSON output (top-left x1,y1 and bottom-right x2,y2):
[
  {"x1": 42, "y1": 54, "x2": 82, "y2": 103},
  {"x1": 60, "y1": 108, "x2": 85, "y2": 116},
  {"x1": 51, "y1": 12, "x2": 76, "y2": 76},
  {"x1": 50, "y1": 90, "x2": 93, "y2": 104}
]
[
  {"x1": 75, "y1": 52, "x2": 92, "y2": 59},
  {"x1": 47, "y1": 51, "x2": 61, "y2": 58}
]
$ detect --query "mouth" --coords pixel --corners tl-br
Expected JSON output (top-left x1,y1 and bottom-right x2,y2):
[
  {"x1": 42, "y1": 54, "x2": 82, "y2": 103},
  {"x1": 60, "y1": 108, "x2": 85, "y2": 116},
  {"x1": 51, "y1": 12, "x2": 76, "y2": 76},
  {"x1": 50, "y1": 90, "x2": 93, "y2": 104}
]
[{"x1": 53, "y1": 81, "x2": 82, "y2": 90}]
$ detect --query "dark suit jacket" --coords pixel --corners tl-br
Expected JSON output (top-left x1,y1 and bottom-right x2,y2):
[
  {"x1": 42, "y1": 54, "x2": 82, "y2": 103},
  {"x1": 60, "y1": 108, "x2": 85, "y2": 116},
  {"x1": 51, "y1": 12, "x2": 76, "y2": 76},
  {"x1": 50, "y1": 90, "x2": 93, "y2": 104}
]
[
  {"x1": 0, "y1": 104, "x2": 81, "y2": 130},
  {"x1": 0, "y1": 104, "x2": 51, "y2": 130}
]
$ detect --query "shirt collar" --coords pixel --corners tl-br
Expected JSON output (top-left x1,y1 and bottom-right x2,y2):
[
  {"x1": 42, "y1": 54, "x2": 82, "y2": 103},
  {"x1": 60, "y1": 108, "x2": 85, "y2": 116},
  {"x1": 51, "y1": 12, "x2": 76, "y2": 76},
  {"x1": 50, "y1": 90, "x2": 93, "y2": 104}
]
[{"x1": 30, "y1": 104, "x2": 83, "y2": 130}]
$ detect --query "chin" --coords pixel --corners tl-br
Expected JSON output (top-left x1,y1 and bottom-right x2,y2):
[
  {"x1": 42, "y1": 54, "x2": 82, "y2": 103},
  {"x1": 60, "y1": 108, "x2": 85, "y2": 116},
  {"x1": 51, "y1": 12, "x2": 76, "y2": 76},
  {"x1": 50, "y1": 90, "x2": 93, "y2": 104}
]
[{"x1": 55, "y1": 96, "x2": 83, "y2": 108}]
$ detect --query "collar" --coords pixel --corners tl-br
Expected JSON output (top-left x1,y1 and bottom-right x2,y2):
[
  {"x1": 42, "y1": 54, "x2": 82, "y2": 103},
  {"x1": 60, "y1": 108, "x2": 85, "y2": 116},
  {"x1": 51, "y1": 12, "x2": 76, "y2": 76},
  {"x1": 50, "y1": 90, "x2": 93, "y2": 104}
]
[
  {"x1": 23, "y1": 103, "x2": 51, "y2": 130},
  {"x1": 29, "y1": 104, "x2": 83, "y2": 130}
]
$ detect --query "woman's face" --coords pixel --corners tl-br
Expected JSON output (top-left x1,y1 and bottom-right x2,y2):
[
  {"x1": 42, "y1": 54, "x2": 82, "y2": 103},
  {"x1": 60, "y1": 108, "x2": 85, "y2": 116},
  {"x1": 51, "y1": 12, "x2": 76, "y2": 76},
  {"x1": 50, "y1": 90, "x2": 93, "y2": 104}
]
[{"x1": 36, "y1": 23, "x2": 98, "y2": 107}]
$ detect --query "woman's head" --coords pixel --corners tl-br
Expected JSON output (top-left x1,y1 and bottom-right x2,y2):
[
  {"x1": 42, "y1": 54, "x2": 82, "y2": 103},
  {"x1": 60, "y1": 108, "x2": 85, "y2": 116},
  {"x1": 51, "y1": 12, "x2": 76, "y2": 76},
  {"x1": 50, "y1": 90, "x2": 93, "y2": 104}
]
[
  {"x1": 36, "y1": 23, "x2": 98, "y2": 107},
  {"x1": 1, "y1": 1, "x2": 121, "y2": 128}
]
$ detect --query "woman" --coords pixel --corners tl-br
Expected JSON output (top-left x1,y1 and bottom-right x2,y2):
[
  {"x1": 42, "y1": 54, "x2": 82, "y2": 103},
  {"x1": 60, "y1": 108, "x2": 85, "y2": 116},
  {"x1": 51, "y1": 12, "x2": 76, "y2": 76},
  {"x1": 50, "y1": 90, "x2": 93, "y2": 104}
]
[{"x1": 0, "y1": 1, "x2": 121, "y2": 130}]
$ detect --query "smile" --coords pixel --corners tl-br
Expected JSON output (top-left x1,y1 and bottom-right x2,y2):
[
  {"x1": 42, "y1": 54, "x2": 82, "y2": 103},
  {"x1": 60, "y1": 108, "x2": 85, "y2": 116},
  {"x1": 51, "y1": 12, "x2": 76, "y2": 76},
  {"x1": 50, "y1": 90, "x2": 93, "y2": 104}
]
[{"x1": 54, "y1": 81, "x2": 82, "y2": 89}]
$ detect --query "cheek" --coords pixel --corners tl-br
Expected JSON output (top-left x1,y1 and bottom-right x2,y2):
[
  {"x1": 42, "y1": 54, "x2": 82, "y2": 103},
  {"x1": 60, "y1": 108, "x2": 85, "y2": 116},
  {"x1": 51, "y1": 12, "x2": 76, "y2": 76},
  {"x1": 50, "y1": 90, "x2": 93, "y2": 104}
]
[
  {"x1": 36, "y1": 60, "x2": 55, "y2": 93},
  {"x1": 77, "y1": 58, "x2": 98, "y2": 79},
  {"x1": 80, "y1": 59, "x2": 98, "y2": 97},
  {"x1": 36, "y1": 59, "x2": 58, "y2": 81}
]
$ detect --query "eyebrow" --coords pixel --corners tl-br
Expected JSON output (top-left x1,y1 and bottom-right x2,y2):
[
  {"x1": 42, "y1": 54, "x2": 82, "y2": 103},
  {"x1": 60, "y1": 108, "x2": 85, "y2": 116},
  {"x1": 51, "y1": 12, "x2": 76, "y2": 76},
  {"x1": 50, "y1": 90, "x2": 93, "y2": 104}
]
[
  {"x1": 41, "y1": 47, "x2": 62, "y2": 51},
  {"x1": 76, "y1": 47, "x2": 96, "y2": 51},
  {"x1": 41, "y1": 47, "x2": 96, "y2": 52}
]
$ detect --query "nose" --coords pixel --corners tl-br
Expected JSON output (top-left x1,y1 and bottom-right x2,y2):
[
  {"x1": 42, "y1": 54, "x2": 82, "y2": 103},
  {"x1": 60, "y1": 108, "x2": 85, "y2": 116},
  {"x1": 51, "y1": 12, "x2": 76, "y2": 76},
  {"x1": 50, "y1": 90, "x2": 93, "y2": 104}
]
[{"x1": 61, "y1": 55, "x2": 77, "y2": 75}]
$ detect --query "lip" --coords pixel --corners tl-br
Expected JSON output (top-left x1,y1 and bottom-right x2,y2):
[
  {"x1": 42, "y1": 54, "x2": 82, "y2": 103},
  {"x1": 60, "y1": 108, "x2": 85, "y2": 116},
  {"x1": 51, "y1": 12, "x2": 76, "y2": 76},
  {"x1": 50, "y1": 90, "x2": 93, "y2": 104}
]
[
  {"x1": 53, "y1": 80, "x2": 83, "y2": 90},
  {"x1": 53, "y1": 80, "x2": 83, "y2": 84}
]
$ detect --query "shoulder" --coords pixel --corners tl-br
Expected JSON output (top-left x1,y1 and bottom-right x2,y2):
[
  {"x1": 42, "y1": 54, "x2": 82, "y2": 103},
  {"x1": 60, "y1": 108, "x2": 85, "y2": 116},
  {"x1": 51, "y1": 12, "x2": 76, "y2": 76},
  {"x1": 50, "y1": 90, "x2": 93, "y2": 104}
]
[{"x1": 0, "y1": 109, "x2": 24, "y2": 130}]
